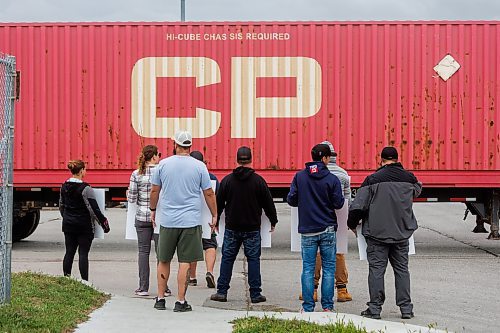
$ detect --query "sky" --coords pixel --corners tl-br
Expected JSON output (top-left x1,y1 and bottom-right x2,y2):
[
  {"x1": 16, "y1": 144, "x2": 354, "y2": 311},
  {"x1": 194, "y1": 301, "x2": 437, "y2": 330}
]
[{"x1": 1, "y1": 0, "x2": 500, "y2": 22}]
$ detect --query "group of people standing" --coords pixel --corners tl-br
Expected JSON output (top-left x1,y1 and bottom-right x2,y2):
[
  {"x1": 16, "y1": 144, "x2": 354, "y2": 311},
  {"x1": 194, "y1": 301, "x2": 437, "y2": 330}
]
[
  {"x1": 58, "y1": 130, "x2": 421, "y2": 319},
  {"x1": 131, "y1": 131, "x2": 278, "y2": 312},
  {"x1": 288, "y1": 142, "x2": 421, "y2": 319}
]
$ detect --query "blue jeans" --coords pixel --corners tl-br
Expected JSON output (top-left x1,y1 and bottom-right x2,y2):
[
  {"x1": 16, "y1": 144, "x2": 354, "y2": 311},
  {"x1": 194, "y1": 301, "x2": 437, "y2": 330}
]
[
  {"x1": 216, "y1": 229, "x2": 262, "y2": 299},
  {"x1": 301, "y1": 229, "x2": 337, "y2": 312}
]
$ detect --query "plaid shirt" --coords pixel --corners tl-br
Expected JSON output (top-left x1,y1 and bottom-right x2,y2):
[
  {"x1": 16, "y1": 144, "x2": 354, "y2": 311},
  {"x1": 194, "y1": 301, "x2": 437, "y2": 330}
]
[{"x1": 127, "y1": 165, "x2": 156, "y2": 223}]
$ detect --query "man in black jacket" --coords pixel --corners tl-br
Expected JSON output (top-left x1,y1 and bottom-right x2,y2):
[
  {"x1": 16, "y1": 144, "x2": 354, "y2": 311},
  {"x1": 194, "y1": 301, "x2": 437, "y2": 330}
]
[
  {"x1": 210, "y1": 146, "x2": 278, "y2": 303},
  {"x1": 347, "y1": 146, "x2": 422, "y2": 320}
]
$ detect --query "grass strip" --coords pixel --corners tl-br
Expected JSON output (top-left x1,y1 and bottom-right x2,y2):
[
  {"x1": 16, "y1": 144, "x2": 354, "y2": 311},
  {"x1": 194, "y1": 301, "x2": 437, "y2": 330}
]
[
  {"x1": 0, "y1": 272, "x2": 110, "y2": 332},
  {"x1": 232, "y1": 316, "x2": 369, "y2": 333}
]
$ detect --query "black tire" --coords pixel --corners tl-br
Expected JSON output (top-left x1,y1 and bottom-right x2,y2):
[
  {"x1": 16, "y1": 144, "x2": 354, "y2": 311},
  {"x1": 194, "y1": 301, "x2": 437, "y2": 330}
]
[{"x1": 12, "y1": 209, "x2": 41, "y2": 242}]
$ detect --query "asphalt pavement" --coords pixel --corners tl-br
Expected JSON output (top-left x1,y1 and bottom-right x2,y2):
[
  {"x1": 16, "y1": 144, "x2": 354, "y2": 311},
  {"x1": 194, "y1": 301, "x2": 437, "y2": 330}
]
[{"x1": 11, "y1": 203, "x2": 500, "y2": 333}]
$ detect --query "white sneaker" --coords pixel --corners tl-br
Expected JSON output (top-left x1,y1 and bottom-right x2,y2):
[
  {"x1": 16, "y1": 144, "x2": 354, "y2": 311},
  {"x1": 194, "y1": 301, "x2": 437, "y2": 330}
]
[
  {"x1": 135, "y1": 290, "x2": 149, "y2": 297},
  {"x1": 77, "y1": 278, "x2": 93, "y2": 287}
]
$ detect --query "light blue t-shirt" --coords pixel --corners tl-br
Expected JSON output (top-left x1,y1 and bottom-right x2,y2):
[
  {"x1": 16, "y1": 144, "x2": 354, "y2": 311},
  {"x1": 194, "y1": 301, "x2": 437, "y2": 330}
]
[{"x1": 151, "y1": 155, "x2": 212, "y2": 228}]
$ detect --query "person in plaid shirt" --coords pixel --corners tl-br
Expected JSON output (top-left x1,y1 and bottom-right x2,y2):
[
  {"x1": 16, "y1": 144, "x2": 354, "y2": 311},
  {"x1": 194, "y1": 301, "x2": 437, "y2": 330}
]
[{"x1": 127, "y1": 145, "x2": 171, "y2": 297}]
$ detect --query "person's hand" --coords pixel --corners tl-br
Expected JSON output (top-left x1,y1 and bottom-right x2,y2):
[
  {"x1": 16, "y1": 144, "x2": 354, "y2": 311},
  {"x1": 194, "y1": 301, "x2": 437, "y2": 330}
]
[
  {"x1": 270, "y1": 225, "x2": 276, "y2": 232},
  {"x1": 209, "y1": 216, "x2": 218, "y2": 233},
  {"x1": 101, "y1": 219, "x2": 110, "y2": 233},
  {"x1": 151, "y1": 211, "x2": 156, "y2": 228},
  {"x1": 210, "y1": 223, "x2": 219, "y2": 234}
]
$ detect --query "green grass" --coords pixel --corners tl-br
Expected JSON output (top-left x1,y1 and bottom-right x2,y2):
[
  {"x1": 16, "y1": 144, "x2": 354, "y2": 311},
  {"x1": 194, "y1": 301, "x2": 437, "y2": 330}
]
[
  {"x1": 0, "y1": 272, "x2": 110, "y2": 333},
  {"x1": 232, "y1": 316, "x2": 369, "y2": 333}
]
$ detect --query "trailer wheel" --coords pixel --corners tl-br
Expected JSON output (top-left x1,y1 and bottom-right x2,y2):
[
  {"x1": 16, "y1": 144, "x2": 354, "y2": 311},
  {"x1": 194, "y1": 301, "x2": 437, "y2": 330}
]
[{"x1": 12, "y1": 209, "x2": 41, "y2": 242}]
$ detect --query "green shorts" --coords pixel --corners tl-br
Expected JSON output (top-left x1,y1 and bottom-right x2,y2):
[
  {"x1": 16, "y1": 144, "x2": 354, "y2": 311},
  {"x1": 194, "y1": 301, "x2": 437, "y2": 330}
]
[{"x1": 157, "y1": 225, "x2": 204, "y2": 263}]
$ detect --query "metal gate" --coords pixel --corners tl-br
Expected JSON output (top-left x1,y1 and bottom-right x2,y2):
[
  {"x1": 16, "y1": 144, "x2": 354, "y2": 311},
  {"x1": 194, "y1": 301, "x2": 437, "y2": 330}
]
[{"x1": 0, "y1": 53, "x2": 16, "y2": 304}]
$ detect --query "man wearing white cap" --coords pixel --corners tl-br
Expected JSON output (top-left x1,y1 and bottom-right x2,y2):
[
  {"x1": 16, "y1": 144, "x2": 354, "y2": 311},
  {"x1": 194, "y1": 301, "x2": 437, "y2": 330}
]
[
  {"x1": 321, "y1": 141, "x2": 353, "y2": 302},
  {"x1": 150, "y1": 130, "x2": 217, "y2": 312}
]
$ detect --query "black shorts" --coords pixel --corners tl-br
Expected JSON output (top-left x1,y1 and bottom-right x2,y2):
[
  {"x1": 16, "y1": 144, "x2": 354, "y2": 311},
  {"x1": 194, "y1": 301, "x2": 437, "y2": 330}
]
[{"x1": 202, "y1": 233, "x2": 218, "y2": 250}]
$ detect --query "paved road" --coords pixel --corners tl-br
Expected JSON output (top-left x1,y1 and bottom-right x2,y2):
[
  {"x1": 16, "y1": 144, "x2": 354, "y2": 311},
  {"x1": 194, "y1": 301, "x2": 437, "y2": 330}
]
[{"x1": 11, "y1": 203, "x2": 500, "y2": 333}]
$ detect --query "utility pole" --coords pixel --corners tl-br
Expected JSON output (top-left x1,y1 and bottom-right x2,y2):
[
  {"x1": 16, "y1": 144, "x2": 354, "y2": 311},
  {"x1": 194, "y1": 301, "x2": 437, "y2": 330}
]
[{"x1": 181, "y1": 0, "x2": 185, "y2": 22}]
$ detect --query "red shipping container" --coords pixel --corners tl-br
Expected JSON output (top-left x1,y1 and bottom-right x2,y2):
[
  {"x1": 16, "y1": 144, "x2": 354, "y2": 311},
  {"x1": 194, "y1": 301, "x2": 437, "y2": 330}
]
[{"x1": 0, "y1": 21, "x2": 499, "y2": 188}]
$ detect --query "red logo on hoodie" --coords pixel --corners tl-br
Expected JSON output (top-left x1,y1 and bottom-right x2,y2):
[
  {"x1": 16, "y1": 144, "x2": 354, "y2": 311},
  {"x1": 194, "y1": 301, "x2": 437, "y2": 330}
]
[{"x1": 309, "y1": 165, "x2": 318, "y2": 174}]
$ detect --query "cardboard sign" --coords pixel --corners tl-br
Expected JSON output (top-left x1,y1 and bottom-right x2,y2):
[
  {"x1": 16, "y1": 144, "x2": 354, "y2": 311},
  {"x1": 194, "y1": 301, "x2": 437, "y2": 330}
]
[
  {"x1": 93, "y1": 188, "x2": 105, "y2": 239},
  {"x1": 216, "y1": 212, "x2": 272, "y2": 248},
  {"x1": 290, "y1": 201, "x2": 349, "y2": 253},
  {"x1": 356, "y1": 224, "x2": 416, "y2": 260}
]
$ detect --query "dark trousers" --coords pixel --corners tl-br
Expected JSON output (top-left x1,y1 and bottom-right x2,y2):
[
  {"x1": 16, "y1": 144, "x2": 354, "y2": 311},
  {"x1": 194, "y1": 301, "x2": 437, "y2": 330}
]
[
  {"x1": 136, "y1": 224, "x2": 159, "y2": 292},
  {"x1": 366, "y1": 238, "x2": 413, "y2": 315},
  {"x1": 63, "y1": 232, "x2": 93, "y2": 281},
  {"x1": 216, "y1": 229, "x2": 262, "y2": 299}
]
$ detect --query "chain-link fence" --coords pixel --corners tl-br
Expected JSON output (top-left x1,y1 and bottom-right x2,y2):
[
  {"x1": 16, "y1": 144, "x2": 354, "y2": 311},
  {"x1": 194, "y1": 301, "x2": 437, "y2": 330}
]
[{"x1": 0, "y1": 53, "x2": 15, "y2": 305}]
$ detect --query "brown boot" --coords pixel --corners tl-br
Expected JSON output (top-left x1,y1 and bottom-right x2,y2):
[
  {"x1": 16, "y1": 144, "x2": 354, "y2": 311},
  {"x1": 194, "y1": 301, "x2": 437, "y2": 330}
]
[
  {"x1": 299, "y1": 289, "x2": 318, "y2": 302},
  {"x1": 337, "y1": 288, "x2": 352, "y2": 302}
]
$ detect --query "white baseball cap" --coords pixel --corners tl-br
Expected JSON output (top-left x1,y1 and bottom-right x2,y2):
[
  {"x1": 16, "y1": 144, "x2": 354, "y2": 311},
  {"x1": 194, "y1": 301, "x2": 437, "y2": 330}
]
[{"x1": 174, "y1": 130, "x2": 192, "y2": 147}]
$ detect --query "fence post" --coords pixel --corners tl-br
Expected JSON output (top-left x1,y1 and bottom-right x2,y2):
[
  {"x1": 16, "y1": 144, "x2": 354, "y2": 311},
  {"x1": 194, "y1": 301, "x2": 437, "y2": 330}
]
[{"x1": 0, "y1": 53, "x2": 16, "y2": 305}]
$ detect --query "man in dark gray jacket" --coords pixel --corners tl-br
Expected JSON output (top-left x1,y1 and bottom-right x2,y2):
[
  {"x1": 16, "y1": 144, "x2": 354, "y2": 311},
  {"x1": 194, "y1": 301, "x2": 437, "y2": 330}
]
[{"x1": 347, "y1": 146, "x2": 422, "y2": 320}]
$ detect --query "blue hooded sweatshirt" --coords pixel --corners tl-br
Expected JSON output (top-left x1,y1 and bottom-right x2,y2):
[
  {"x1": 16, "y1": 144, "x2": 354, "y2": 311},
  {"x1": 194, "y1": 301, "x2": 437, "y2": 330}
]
[{"x1": 287, "y1": 161, "x2": 344, "y2": 234}]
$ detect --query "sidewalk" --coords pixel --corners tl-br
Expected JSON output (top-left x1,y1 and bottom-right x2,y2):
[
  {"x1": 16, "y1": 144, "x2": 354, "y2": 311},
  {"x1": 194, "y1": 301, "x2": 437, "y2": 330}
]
[{"x1": 76, "y1": 295, "x2": 447, "y2": 333}]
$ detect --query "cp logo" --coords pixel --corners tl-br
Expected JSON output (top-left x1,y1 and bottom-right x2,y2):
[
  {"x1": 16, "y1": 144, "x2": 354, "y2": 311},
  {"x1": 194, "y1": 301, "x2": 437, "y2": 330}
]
[{"x1": 131, "y1": 57, "x2": 322, "y2": 139}]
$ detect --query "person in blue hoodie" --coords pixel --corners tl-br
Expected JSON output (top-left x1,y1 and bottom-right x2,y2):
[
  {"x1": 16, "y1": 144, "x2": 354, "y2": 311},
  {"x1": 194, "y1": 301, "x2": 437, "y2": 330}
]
[{"x1": 287, "y1": 144, "x2": 344, "y2": 312}]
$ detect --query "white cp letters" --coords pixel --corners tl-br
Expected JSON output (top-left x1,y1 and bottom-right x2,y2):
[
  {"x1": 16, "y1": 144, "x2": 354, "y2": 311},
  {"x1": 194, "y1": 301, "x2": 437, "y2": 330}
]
[
  {"x1": 131, "y1": 56, "x2": 322, "y2": 139},
  {"x1": 131, "y1": 57, "x2": 222, "y2": 138}
]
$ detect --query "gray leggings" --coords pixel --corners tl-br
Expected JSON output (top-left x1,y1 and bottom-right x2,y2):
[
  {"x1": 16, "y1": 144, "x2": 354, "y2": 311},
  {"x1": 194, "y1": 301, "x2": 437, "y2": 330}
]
[{"x1": 136, "y1": 222, "x2": 158, "y2": 292}]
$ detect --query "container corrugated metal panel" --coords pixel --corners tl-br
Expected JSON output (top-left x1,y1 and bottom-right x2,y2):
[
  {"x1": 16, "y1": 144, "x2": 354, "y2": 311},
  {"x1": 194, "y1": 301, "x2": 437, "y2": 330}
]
[{"x1": 1, "y1": 21, "x2": 499, "y2": 187}]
